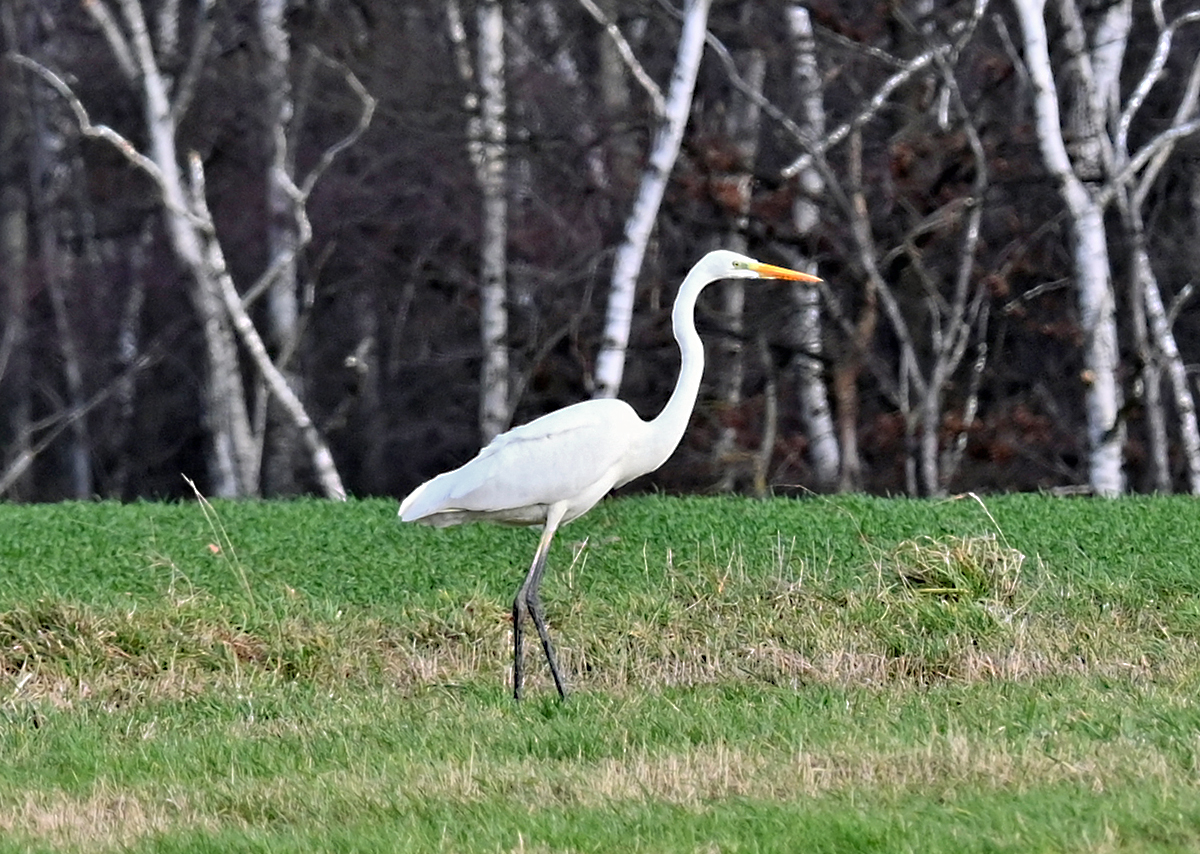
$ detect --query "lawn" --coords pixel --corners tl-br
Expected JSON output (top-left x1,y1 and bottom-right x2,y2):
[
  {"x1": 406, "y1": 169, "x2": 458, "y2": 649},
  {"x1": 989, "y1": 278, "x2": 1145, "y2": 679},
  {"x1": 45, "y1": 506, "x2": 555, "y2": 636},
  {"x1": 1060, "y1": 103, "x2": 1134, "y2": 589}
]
[{"x1": 1, "y1": 493, "x2": 1198, "y2": 852}]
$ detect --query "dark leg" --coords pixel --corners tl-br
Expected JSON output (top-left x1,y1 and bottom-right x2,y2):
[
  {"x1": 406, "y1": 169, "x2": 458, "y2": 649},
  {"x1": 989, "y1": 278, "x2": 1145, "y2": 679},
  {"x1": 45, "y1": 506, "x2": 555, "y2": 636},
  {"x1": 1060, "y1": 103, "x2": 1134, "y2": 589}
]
[
  {"x1": 512, "y1": 503, "x2": 568, "y2": 701},
  {"x1": 512, "y1": 589, "x2": 528, "y2": 700},
  {"x1": 526, "y1": 556, "x2": 568, "y2": 700}
]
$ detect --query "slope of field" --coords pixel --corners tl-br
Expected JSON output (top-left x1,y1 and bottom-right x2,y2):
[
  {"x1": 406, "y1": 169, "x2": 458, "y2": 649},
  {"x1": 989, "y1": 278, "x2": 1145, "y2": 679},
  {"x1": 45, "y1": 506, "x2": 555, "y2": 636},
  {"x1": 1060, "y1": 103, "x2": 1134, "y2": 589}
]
[{"x1": 1, "y1": 494, "x2": 1198, "y2": 852}]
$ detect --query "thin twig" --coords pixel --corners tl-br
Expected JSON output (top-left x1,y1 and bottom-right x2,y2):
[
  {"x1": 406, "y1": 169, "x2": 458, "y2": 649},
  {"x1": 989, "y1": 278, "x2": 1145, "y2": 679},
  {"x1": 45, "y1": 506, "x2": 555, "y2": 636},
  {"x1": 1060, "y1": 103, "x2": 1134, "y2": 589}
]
[
  {"x1": 7, "y1": 53, "x2": 165, "y2": 185},
  {"x1": 574, "y1": 0, "x2": 666, "y2": 118},
  {"x1": 1115, "y1": 9, "x2": 1200, "y2": 158}
]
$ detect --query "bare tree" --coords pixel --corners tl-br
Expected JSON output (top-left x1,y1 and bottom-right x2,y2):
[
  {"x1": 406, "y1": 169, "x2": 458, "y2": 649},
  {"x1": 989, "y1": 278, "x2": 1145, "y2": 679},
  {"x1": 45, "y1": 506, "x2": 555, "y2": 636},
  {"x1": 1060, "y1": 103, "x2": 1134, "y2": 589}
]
[
  {"x1": 258, "y1": 0, "x2": 303, "y2": 494},
  {"x1": 1111, "y1": 9, "x2": 1200, "y2": 492},
  {"x1": 1012, "y1": 0, "x2": 1200, "y2": 494},
  {"x1": 12, "y1": 0, "x2": 369, "y2": 499},
  {"x1": 1013, "y1": 0, "x2": 1123, "y2": 495},
  {"x1": 770, "y1": 2, "x2": 991, "y2": 494},
  {"x1": 447, "y1": 0, "x2": 511, "y2": 442},
  {"x1": 79, "y1": 0, "x2": 256, "y2": 496},
  {"x1": 592, "y1": 0, "x2": 712, "y2": 399},
  {"x1": 784, "y1": 4, "x2": 838, "y2": 490}
]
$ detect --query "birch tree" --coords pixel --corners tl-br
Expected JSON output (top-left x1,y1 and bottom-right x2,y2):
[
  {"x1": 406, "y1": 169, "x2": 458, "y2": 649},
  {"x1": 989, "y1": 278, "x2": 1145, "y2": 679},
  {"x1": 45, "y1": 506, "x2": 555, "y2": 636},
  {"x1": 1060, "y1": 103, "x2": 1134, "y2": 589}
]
[
  {"x1": 258, "y1": 0, "x2": 303, "y2": 494},
  {"x1": 769, "y1": 2, "x2": 991, "y2": 494},
  {"x1": 784, "y1": 4, "x2": 839, "y2": 490},
  {"x1": 447, "y1": 0, "x2": 510, "y2": 442},
  {"x1": 592, "y1": 0, "x2": 712, "y2": 399},
  {"x1": 1013, "y1": 0, "x2": 1200, "y2": 494},
  {"x1": 13, "y1": 0, "x2": 368, "y2": 499},
  {"x1": 1110, "y1": 8, "x2": 1200, "y2": 492},
  {"x1": 78, "y1": 0, "x2": 256, "y2": 496},
  {"x1": 1013, "y1": 0, "x2": 1123, "y2": 495}
]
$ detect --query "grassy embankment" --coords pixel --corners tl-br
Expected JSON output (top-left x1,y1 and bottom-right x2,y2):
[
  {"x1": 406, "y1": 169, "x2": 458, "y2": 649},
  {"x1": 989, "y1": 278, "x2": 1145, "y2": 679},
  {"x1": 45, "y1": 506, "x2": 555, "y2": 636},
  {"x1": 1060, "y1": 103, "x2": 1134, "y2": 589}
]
[{"x1": 1, "y1": 494, "x2": 1199, "y2": 852}]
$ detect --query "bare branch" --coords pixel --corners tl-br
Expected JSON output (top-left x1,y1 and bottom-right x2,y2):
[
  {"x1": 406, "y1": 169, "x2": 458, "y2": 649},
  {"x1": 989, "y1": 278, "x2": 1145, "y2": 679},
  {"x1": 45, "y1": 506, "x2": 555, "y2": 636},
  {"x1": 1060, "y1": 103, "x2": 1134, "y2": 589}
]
[
  {"x1": 1132, "y1": 47, "x2": 1200, "y2": 209},
  {"x1": 781, "y1": 48, "x2": 940, "y2": 178},
  {"x1": 574, "y1": 0, "x2": 666, "y2": 118},
  {"x1": 1116, "y1": 9, "x2": 1200, "y2": 159},
  {"x1": 171, "y1": 0, "x2": 216, "y2": 123},
  {"x1": 187, "y1": 152, "x2": 347, "y2": 501},
  {"x1": 1167, "y1": 283, "x2": 1196, "y2": 329},
  {"x1": 779, "y1": 0, "x2": 988, "y2": 179},
  {"x1": 1101, "y1": 117, "x2": 1200, "y2": 206},
  {"x1": 0, "y1": 350, "x2": 159, "y2": 498},
  {"x1": 7, "y1": 53, "x2": 166, "y2": 185},
  {"x1": 297, "y1": 49, "x2": 377, "y2": 201},
  {"x1": 82, "y1": 0, "x2": 137, "y2": 80}
]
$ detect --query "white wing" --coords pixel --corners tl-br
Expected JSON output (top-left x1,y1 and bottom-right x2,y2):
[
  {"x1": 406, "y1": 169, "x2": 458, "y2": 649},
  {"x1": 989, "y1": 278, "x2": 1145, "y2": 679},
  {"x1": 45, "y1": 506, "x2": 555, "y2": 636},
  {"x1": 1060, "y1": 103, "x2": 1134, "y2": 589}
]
[{"x1": 399, "y1": 398, "x2": 646, "y2": 526}]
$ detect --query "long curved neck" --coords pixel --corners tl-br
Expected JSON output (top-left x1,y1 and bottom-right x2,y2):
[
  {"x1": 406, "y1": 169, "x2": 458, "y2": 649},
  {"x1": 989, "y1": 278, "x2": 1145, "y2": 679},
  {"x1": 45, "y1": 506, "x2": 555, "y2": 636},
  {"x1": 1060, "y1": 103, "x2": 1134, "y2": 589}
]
[{"x1": 643, "y1": 266, "x2": 715, "y2": 468}]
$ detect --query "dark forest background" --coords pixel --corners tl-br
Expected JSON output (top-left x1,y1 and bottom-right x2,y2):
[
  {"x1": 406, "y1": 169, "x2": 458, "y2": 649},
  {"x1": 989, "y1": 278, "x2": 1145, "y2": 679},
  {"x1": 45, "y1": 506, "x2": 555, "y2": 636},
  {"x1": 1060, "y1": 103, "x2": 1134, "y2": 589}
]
[{"x1": 2, "y1": 0, "x2": 1199, "y2": 502}]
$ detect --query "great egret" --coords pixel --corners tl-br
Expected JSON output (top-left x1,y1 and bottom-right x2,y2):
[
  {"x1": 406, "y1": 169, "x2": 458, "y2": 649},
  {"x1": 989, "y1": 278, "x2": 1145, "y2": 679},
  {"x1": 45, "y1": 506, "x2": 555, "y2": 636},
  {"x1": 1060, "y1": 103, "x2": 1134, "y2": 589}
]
[{"x1": 399, "y1": 249, "x2": 822, "y2": 699}]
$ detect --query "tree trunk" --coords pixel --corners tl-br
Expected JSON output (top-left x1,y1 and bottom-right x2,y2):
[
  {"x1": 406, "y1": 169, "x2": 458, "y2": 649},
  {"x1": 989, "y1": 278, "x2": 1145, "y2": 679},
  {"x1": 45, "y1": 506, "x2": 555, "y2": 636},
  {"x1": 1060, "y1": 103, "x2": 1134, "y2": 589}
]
[
  {"x1": 476, "y1": 0, "x2": 510, "y2": 441},
  {"x1": 712, "y1": 47, "x2": 765, "y2": 492},
  {"x1": 593, "y1": 0, "x2": 712, "y2": 399},
  {"x1": 1112, "y1": 8, "x2": 1200, "y2": 493},
  {"x1": 24, "y1": 2, "x2": 91, "y2": 498},
  {"x1": 102, "y1": 0, "x2": 258, "y2": 495},
  {"x1": 0, "y1": 183, "x2": 31, "y2": 500},
  {"x1": 785, "y1": 4, "x2": 839, "y2": 490},
  {"x1": 1014, "y1": 0, "x2": 1124, "y2": 495},
  {"x1": 258, "y1": 0, "x2": 302, "y2": 495},
  {"x1": 448, "y1": 0, "x2": 510, "y2": 442},
  {"x1": 1, "y1": 0, "x2": 33, "y2": 500}
]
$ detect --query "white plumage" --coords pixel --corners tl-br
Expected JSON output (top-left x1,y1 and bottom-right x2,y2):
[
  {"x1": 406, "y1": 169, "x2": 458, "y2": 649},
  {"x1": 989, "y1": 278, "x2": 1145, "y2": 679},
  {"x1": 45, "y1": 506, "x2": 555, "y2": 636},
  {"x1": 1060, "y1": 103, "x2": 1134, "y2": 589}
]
[{"x1": 399, "y1": 250, "x2": 821, "y2": 699}]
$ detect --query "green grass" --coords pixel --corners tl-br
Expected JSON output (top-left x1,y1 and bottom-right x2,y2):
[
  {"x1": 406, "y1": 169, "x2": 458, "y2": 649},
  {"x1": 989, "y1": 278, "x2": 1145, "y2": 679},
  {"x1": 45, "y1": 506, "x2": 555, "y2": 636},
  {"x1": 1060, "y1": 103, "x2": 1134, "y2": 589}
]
[{"x1": 1, "y1": 494, "x2": 1199, "y2": 852}]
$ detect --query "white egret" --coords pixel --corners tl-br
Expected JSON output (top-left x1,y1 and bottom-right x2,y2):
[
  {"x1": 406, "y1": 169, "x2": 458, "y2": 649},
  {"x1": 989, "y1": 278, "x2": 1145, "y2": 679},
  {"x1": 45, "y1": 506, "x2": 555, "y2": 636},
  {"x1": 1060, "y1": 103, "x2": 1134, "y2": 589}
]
[{"x1": 399, "y1": 250, "x2": 822, "y2": 699}]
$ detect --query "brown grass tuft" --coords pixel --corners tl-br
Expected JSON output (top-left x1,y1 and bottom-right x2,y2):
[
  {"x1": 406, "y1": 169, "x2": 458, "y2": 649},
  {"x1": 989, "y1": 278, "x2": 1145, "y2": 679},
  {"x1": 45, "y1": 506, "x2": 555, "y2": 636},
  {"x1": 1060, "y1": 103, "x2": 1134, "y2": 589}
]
[{"x1": 0, "y1": 789, "x2": 213, "y2": 849}]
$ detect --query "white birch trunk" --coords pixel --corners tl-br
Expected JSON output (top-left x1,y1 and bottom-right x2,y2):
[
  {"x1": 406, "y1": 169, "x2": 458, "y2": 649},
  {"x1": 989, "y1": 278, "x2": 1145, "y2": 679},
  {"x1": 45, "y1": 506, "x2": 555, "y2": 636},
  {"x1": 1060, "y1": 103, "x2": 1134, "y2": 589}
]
[
  {"x1": 61, "y1": 0, "x2": 353, "y2": 499},
  {"x1": 593, "y1": 0, "x2": 712, "y2": 399},
  {"x1": 786, "y1": 4, "x2": 839, "y2": 489},
  {"x1": 1088, "y1": 0, "x2": 1131, "y2": 120},
  {"x1": 187, "y1": 154, "x2": 345, "y2": 500},
  {"x1": 1112, "y1": 8, "x2": 1200, "y2": 492},
  {"x1": 476, "y1": 0, "x2": 510, "y2": 441},
  {"x1": 1014, "y1": 0, "x2": 1124, "y2": 495},
  {"x1": 258, "y1": 0, "x2": 302, "y2": 494},
  {"x1": 101, "y1": 0, "x2": 257, "y2": 496}
]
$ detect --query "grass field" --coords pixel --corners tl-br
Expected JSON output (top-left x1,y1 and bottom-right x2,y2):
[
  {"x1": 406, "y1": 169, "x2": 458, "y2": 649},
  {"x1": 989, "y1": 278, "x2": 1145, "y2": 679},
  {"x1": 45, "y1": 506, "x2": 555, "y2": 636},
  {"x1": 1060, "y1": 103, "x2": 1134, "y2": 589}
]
[{"x1": 1, "y1": 493, "x2": 1199, "y2": 852}]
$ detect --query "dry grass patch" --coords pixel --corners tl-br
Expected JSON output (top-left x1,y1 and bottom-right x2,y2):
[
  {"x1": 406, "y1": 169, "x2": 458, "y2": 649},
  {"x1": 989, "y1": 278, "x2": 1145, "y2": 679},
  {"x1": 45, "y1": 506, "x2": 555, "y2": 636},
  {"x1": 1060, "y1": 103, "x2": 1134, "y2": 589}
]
[
  {"x1": 3, "y1": 527, "x2": 1195, "y2": 704},
  {"x1": 886, "y1": 533, "x2": 1026, "y2": 604},
  {"x1": 0, "y1": 789, "x2": 213, "y2": 850},
  {"x1": 382, "y1": 732, "x2": 1195, "y2": 810}
]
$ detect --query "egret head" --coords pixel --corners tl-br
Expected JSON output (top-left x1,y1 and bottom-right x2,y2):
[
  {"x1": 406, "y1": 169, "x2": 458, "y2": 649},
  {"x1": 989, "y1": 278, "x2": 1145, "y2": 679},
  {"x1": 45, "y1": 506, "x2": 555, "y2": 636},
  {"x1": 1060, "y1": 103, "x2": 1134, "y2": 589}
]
[{"x1": 702, "y1": 249, "x2": 822, "y2": 283}]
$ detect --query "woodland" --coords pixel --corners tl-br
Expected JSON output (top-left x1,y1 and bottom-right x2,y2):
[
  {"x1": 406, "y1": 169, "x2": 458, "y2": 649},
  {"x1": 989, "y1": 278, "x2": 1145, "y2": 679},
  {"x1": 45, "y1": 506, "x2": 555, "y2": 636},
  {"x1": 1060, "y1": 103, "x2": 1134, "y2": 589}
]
[{"x1": 2, "y1": 0, "x2": 1200, "y2": 502}]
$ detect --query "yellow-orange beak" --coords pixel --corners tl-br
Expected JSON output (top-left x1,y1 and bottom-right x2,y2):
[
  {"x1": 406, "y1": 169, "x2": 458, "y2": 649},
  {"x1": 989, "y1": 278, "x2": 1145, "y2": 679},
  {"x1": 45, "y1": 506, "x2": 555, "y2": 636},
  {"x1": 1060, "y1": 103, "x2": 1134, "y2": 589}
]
[{"x1": 750, "y1": 261, "x2": 822, "y2": 283}]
